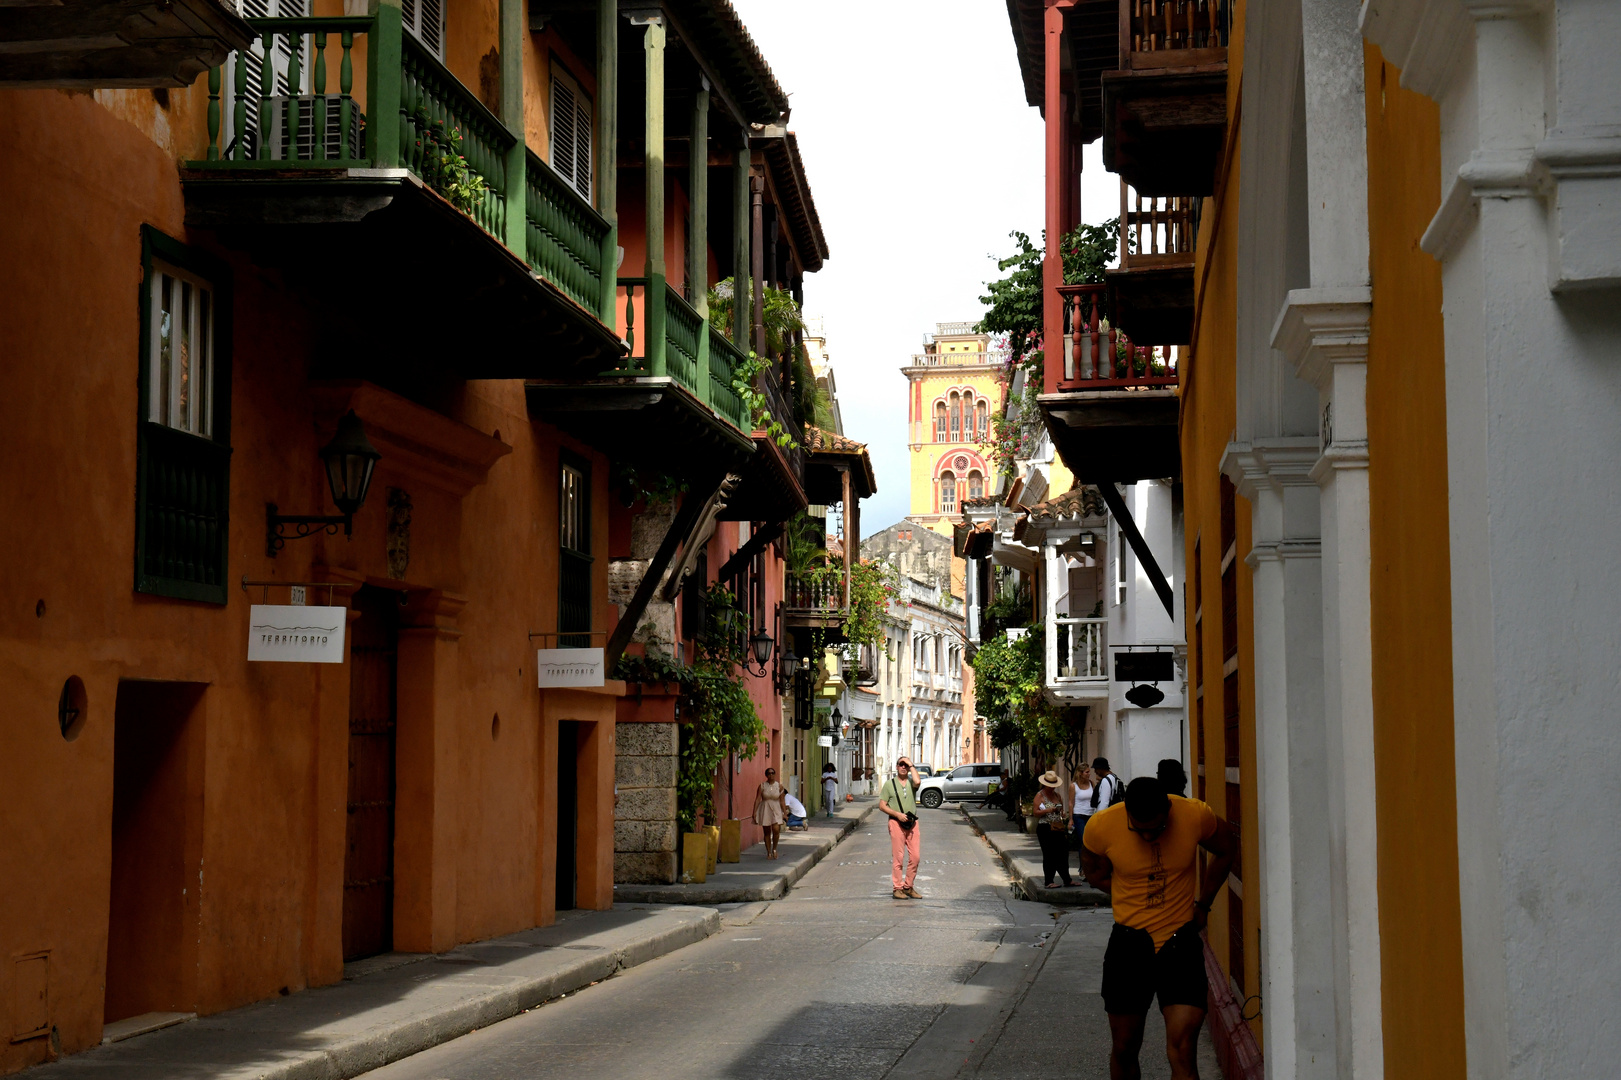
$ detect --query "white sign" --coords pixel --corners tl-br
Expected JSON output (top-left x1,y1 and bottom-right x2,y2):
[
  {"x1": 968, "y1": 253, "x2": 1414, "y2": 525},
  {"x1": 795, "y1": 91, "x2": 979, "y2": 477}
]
[
  {"x1": 817, "y1": 735, "x2": 834, "y2": 747},
  {"x1": 248, "y1": 605, "x2": 346, "y2": 663},
  {"x1": 537, "y1": 647, "x2": 605, "y2": 688}
]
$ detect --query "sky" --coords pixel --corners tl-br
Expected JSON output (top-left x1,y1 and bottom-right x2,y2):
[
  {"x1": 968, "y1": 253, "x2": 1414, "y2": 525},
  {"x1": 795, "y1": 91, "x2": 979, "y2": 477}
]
[{"x1": 731, "y1": 0, "x2": 1118, "y2": 537}]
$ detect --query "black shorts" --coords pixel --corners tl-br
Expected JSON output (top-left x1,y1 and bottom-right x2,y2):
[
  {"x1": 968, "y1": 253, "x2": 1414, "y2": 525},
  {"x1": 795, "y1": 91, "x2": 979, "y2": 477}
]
[{"x1": 1101, "y1": 921, "x2": 1209, "y2": 1015}]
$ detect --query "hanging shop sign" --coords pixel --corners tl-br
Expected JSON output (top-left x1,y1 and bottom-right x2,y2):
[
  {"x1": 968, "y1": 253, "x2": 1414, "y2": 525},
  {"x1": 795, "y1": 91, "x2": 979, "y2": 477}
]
[
  {"x1": 248, "y1": 605, "x2": 347, "y2": 663},
  {"x1": 1112, "y1": 647, "x2": 1175, "y2": 708},
  {"x1": 536, "y1": 647, "x2": 605, "y2": 688},
  {"x1": 817, "y1": 735, "x2": 834, "y2": 747}
]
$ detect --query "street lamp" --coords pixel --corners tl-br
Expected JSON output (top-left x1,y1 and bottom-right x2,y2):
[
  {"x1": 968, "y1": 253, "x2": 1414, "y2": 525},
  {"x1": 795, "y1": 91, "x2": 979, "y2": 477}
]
[
  {"x1": 266, "y1": 410, "x2": 381, "y2": 556},
  {"x1": 742, "y1": 627, "x2": 775, "y2": 677}
]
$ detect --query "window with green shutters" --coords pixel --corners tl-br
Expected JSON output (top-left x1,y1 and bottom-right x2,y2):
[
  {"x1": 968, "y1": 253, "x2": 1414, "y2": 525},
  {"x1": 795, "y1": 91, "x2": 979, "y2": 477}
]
[
  {"x1": 558, "y1": 452, "x2": 592, "y2": 646},
  {"x1": 135, "y1": 226, "x2": 233, "y2": 604}
]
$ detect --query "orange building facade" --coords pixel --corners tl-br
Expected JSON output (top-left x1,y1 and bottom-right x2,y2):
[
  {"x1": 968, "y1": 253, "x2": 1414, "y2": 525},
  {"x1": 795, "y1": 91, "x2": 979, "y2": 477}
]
[{"x1": 0, "y1": 0, "x2": 857, "y2": 1070}]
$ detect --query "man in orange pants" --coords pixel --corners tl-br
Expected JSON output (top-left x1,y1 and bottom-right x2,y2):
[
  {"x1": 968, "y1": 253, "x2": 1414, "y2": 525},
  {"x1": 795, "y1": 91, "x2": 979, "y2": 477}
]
[{"x1": 879, "y1": 757, "x2": 923, "y2": 899}]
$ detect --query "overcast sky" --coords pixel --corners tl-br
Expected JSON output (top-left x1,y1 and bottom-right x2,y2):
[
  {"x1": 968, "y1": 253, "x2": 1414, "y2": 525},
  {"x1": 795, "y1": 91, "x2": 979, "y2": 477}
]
[{"x1": 731, "y1": 0, "x2": 1117, "y2": 537}]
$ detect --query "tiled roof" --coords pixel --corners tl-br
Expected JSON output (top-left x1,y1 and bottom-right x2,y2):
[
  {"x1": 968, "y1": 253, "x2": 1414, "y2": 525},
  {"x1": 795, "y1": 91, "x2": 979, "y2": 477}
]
[
  {"x1": 753, "y1": 132, "x2": 829, "y2": 272},
  {"x1": 1025, "y1": 485, "x2": 1107, "y2": 523},
  {"x1": 804, "y1": 426, "x2": 877, "y2": 499},
  {"x1": 670, "y1": 0, "x2": 791, "y2": 124}
]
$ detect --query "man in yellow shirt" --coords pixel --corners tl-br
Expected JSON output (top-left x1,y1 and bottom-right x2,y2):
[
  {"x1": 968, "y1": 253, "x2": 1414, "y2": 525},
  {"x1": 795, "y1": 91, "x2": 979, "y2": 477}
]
[{"x1": 1081, "y1": 776, "x2": 1236, "y2": 1080}]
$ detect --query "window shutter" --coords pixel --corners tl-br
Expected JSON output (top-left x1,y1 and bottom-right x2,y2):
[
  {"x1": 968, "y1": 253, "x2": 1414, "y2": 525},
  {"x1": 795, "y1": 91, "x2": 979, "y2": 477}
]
[
  {"x1": 573, "y1": 94, "x2": 592, "y2": 200},
  {"x1": 136, "y1": 227, "x2": 233, "y2": 605},
  {"x1": 550, "y1": 67, "x2": 594, "y2": 201},
  {"x1": 550, "y1": 73, "x2": 577, "y2": 191},
  {"x1": 402, "y1": 0, "x2": 442, "y2": 57}
]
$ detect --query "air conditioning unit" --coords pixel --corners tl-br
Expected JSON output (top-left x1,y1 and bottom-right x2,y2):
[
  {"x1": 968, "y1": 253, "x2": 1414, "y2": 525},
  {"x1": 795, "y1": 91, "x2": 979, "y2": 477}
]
[{"x1": 265, "y1": 94, "x2": 364, "y2": 162}]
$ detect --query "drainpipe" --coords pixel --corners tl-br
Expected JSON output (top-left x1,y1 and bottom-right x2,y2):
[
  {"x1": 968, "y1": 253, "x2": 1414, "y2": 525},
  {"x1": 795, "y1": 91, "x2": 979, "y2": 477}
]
[
  {"x1": 751, "y1": 174, "x2": 765, "y2": 358},
  {"x1": 733, "y1": 137, "x2": 750, "y2": 348}
]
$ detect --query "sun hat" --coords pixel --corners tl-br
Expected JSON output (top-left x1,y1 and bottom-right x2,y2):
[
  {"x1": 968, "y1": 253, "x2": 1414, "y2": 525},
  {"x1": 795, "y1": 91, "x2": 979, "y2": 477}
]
[{"x1": 1039, "y1": 770, "x2": 1062, "y2": 787}]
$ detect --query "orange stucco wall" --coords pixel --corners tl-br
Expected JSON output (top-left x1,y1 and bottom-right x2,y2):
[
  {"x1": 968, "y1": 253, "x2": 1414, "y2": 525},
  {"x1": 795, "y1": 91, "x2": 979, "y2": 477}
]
[
  {"x1": 1362, "y1": 44, "x2": 1468, "y2": 1080},
  {"x1": 1180, "y1": 0, "x2": 1261, "y2": 1032},
  {"x1": 0, "y1": 82, "x2": 620, "y2": 1072}
]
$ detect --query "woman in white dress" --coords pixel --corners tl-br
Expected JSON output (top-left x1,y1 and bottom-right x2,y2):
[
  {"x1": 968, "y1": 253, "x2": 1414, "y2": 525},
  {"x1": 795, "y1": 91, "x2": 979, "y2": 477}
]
[{"x1": 753, "y1": 768, "x2": 787, "y2": 859}]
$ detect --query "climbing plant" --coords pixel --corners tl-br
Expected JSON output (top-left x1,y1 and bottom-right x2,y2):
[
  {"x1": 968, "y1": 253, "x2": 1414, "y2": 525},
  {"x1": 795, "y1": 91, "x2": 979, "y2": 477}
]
[{"x1": 674, "y1": 583, "x2": 767, "y2": 832}]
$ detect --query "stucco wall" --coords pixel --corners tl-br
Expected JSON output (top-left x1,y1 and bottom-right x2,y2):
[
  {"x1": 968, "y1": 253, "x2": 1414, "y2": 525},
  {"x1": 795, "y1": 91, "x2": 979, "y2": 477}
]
[
  {"x1": 0, "y1": 83, "x2": 620, "y2": 1072},
  {"x1": 1361, "y1": 43, "x2": 1467, "y2": 1080}
]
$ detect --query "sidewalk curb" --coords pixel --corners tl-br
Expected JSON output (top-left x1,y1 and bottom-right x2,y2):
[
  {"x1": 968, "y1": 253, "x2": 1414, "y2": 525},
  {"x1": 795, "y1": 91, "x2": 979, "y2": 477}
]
[
  {"x1": 614, "y1": 802, "x2": 879, "y2": 904},
  {"x1": 961, "y1": 806, "x2": 1109, "y2": 907},
  {"x1": 25, "y1": 907, "x2": 719, "y2": 1080}
]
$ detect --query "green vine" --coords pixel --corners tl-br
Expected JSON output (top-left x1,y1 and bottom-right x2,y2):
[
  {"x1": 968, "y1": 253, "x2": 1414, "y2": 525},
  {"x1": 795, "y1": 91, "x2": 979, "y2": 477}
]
[
  {"x1": 674, "y1": 584, "x2": 767, "y2": 833},
  {"x1": 845, "y1": 559, "x2": 898, "y2": 654},
  {"x1": 732, "y1": 351, "x2": 798, "y2": 450},
  {"x1": 969, "y1": 625, "x2": 1075, "y2": 761}
]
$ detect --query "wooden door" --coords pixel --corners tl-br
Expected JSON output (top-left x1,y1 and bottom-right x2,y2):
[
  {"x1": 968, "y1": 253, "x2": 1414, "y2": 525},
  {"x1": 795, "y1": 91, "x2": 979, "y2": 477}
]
[{"x1": 343, "y1": 587, "x2": 398, "y2": 961}]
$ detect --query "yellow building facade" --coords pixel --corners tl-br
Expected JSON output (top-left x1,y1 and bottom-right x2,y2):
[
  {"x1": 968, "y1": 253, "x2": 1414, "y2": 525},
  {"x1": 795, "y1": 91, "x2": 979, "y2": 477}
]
[{"x1": 904, "y1": 323, "x2": 1005, "y2": 539}]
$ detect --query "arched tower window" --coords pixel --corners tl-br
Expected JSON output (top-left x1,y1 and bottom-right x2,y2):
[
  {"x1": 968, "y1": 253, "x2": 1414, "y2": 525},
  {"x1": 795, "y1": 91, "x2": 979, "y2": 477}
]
[
  {"x1": 968, "y1": 470, "x2": 983, "y2": 500},
  {"x1": 939, "y1": 470, "x2": 957, "y2": 513},
  {"x1": 949, "y1": 393, "x2": 962, "y2": 441},
  {"x1": 934, "y1": 401, "x2": 948, "y2": 442},
  {"x1": 976, "y1": 400, "x2": 988, "y2": 441}
]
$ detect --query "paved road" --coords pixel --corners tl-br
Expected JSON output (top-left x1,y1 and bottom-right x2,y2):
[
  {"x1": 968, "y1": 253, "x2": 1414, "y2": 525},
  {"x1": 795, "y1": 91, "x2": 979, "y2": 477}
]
[{"x1": 365, "y1": 807, "x2": 1217, "y2": 1080}]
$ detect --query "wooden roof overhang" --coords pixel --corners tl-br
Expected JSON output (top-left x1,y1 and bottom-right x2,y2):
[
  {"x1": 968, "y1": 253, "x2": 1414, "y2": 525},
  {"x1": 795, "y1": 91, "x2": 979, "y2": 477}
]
[
  {"x1": 750, "y1": 130, "x2": 829, "y2": 274},
  {"x1": 1038, "y1": 388, "x2": 1181, "y2": 484},
  {"x1": 1105, "y1": 262, "x2": 1196, "y2": 345},
  {"x1": 0, "y1": 0, "x2": 253, "y2": 88},
  {"x1": 182, "y1": 171, "x2": 625, "y2": 381},
  {"x1": 721, "y1": 432, "x2": 808, "y2": 523},
  {"x1": 525, "y1": 376, "x2": 756, "y2": 478},
  {"x1": 1100, "y1": 61, "x2": 1228, "y2": 196},
  {"x1": 1005, "y1": 0, "x2": 1119, "y2": 145}
]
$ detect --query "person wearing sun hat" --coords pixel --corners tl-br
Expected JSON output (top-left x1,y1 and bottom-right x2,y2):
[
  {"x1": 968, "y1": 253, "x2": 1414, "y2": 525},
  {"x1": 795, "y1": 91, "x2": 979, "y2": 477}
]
[{"x1": 1032, "y1": 769, "x2": 1074, "y2": 888}]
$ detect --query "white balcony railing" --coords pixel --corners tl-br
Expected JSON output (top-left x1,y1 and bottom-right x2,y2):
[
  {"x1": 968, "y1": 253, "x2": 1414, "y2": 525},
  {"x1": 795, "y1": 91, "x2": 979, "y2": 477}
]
[
  {"x1": 1052, "y1": 617, "x2": 1108, "y2": 682},
  {"x1": 905, "y1": 350, "x2": 1007, "y2": 367}
]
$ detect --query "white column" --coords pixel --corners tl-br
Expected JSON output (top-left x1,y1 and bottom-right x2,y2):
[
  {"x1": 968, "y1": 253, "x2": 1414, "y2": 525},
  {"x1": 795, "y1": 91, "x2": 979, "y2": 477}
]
[{"x1": 1226, "y1": 439, "x2": 1334, "y2": 1080}]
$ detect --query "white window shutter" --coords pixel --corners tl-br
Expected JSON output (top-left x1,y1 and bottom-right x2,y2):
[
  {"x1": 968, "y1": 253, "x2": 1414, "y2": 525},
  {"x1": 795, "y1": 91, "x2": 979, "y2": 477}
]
[
  {"x1": 550, "y1": 74, "x2": 577, "y2": 192},
  {"x1": 573, "y1": 96, "x2": 592, "y2": 200}
]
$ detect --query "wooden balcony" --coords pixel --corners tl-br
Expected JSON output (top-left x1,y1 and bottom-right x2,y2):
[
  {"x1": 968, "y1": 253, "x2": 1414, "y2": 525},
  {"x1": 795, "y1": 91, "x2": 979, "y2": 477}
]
[
  {"x1": 528, "y1": 282, "x2": 756, "y2": 478},
  {"x1": 0, "y1": 0, "x2": 253, "y2": 88},
  {"x1": 181, "y1": 16, "x2": 623, "y2": 381},
  {"x1": 1041, "y1": 283, "x2": 1179, "y2": 483},
  {"x1": 1100, "y1": 0, "x2": 1230, "y2": 196},
  {"x1": 724, "y1": 356, "x2": 809, "y2": 524},
  {"x1": 1105, "y1": 182, "x2": 1197, "y2": 345},
  {"x1": 785, "y1": 571, "x2": 846, "y2": 640}
]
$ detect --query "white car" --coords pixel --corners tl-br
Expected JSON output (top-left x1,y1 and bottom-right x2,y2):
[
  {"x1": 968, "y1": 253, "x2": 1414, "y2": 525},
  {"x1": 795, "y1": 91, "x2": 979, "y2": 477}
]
[{"x1": 915, "y1": 763, "x2": 1002, "y2": 808}]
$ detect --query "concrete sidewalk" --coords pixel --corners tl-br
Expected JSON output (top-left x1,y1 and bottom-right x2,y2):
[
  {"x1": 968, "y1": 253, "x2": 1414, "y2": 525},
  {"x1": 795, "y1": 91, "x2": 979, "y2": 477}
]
[
  {"x1": 962, "y1": 804, "x2": 1109, "y2": 907},
  {"x1": 613, "y1": 796, "x2": 878, "y2": 904},
  {"x1": 24, "y1": 905, "x2": 719, "y2": 1080}
]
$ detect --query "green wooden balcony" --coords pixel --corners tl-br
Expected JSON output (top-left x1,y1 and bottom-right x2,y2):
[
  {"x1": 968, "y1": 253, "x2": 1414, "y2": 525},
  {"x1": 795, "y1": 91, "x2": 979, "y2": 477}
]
[
  {"x1": 182, "y1": 13, "x2": 621, "y2": 375},
  {"x1": 614, "y1": 279, "x2": 750, "y2": 434}
]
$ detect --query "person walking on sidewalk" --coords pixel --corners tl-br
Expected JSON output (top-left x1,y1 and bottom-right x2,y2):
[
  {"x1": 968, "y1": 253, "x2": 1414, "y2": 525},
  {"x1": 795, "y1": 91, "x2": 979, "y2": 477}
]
[
  {"x1": 821, "y1": 760, "x2": 838, "y2": 817},
  {"x1": 1088, "y1": 757, "x2": 1122, "y2": 819},
  {"x1": 1033, "y1": 770, "x2": 1074, "y2": 887},
  {"x1": 753, "y1": 768, "x2": 787, "y2": 860},
  {"x1": 1071, "y1": 763, "x2": 1096, "y2": 838},
  {"x1": 880, "y1": 757, "x2": 923, "y2": 900},
  {"x1": 1081, "y1": 776, "x2": 1236, "y2": 1080}
]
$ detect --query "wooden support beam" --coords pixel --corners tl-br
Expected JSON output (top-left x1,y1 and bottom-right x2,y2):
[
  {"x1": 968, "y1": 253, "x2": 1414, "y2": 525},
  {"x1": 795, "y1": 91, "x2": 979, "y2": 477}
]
[
  {"x1": 604, "y1": 471, "x2": 725, "y2": 670},
  {"x1": 733, "y1": 139, "x2": 750, "y2": 349},
  {"x1": 1096, "y1": 482, "x2": 1174, "y2": 617},
  {"x1": 716, "y1": 520, "x2": 785, "y2": 582},
  {"x1": 640, "y1": 15, "x2": 666, "y2": 376},
  {"x1": 499, "y1": 0, "x2": 525, "y2": 259}
]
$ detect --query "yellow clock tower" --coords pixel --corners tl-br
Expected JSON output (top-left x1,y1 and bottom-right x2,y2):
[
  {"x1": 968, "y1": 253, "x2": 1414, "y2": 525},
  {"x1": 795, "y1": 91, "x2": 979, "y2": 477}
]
[{"x1": 905, "y1": 322, "x2": 1005, "y2": 539}]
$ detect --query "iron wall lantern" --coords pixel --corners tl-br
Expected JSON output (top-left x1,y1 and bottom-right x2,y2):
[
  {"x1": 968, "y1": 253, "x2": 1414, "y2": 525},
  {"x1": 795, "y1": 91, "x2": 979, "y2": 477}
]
[
  {"x1": 742, "y1": 627, "x2": 775, "y2": 677},
  {"x1": 266, "y1": 410, "x2": 381, "y2": 556}
]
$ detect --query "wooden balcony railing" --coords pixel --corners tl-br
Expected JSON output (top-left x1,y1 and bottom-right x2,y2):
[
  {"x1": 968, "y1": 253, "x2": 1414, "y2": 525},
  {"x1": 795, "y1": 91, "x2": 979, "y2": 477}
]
[
  {"x1": 785, "y1": 572, "x2": 843, "y2": 614},
  {"x1": 1049, "y1": 283, "x2": 1178, "y2": 392},
  {"x1": 192, "y1": 16, "x2": 612, "y2": 321},
  {"x1": 1052, "y1": 617, "x2": 1109, "y2": 682},
  {"x1": 614, "y1": 281, "x2": 749, "y2": 433},
  {"x1": 1119, "y1": 180, "x2": 1198, "y2": 271},
  {"x1": 753, "y1": 352, "x2": 806, "y2": 477},
  {"x1": 1121, "y1": 0, "x2": 1231, "y2": 69}
]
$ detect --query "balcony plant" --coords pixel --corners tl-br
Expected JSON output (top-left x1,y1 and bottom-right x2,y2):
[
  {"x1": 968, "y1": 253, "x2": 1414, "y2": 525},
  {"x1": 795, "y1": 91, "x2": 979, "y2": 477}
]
[
  {"x1": 708, "y1": 279, "x2": 832, "y2": 430},
  {"x1": 675, "y1": 583, "x2": 767, "y2": 833}
]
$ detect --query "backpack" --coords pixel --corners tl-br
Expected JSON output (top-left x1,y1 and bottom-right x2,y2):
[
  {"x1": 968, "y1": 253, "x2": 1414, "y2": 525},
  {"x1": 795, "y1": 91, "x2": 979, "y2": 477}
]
[{"x1": 1105, "y1": 774, "x2": 1125, "y2": 808}]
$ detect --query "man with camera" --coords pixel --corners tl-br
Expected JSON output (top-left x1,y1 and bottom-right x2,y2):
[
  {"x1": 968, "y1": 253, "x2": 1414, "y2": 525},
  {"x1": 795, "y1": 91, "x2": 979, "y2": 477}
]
[{"x1": 880, "y1": 757, "x2": 923, "y2": 900}]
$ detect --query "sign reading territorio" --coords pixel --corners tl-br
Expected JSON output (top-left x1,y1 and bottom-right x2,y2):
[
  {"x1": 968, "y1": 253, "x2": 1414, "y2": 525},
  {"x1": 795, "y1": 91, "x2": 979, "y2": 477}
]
[
  {"x1": 536, "y1": 647, "x2": 605, "y2": 688},
  {"x1": 247, "y1": 605, "x2": 347, "y2": 664}
]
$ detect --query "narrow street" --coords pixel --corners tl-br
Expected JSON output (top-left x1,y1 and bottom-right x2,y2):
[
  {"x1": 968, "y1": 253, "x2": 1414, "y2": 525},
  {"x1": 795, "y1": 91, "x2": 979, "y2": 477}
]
[{"x1": 365, "y1": 808, "x2": 1215, "y2": 1080}]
